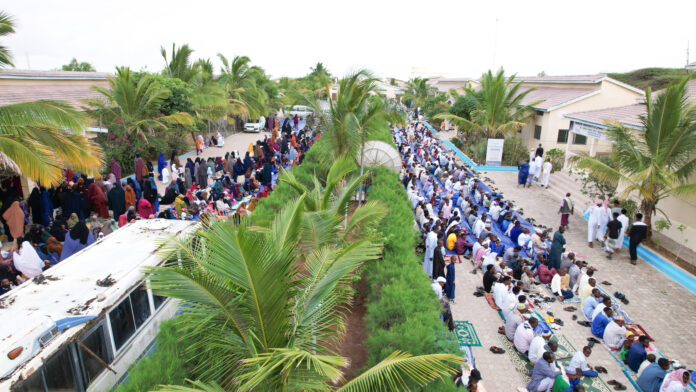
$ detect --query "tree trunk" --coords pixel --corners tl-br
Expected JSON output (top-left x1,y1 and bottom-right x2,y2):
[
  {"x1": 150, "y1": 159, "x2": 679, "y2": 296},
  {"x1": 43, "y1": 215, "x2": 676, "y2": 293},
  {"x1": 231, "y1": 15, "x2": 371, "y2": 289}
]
[{"x1": 641, "y1": 200, "x2": 655, "y2": 243}]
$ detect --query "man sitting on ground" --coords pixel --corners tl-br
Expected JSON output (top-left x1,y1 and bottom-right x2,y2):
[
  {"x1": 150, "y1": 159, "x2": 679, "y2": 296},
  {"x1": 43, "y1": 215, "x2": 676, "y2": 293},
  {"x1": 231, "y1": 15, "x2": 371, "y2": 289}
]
[
  {"x1": 637, "y1": 353, "x2": 656, "y2": 376},
  {"x1": 551, "y1": 267, "x2": 573, "y2": 301},
  {"x1": 528, "y1": 331, "x2": 553, "y2": 365},
  {"x1": 637, "y1": 357, "x2": 670, "y2": 392},
  {"x1": 603, "y1": 315, "x2": 627, "y2": 349},
  {"x1": 591, "y1": 306, "x2": 613, "y2": 338},
  {"x1": 514, "y1": 317, "x2": 538, "y2": 355},
  {"x1": 527, "y1": 351, "x2": 561, "y2": 392},
  {"x1": 431, "y1": 276, "x2": 446, "y2": 300},
  {"x1": 493, "y1": 276, "x2": 512, "y2": 308},
  {"x1": 565, "y1": 346, "x2": 599, "y2": 389},
  {"x1": 534, "y1": 256, "x2": 556, "y2": 284},
  {"x1": 580, "y1": 278, "x2": 597, "y2": 306},
  {"x1": 503, "y1": 303, "x2": 530, "y2": 341},
  {"x1": 625, "y1": 336, "x2": 650, "y2": 372}
]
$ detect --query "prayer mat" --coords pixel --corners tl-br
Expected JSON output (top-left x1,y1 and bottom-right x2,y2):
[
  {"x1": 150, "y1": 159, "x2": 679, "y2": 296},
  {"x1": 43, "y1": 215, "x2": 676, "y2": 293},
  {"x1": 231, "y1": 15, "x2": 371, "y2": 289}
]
[
  {"x1": 454, "y1": 321, "x2": 482, "y2": 347},
  {"x1": 497, "y1": 334, "x2": 612, "y2": 392},
  {"x1": 484, "y1": 293, "x2": 501, "y2": 310},
  {"x1": 625, "y1": 323, "x2": 653, "y2": 342}
]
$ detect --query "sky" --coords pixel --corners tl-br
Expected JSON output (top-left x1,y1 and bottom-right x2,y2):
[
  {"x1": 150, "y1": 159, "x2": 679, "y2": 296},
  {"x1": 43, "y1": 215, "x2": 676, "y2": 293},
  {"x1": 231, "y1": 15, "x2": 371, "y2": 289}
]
[{"x1": 3, "y1": 0, "x2": 696, "y2": 80}]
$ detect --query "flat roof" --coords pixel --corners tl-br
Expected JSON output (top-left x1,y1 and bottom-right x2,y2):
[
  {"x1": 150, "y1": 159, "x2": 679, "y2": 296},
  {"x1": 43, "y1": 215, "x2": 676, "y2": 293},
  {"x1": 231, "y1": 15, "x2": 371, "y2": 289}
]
[
  {"x1": 518, "y1": 86, "x2": 599, "y2": 111},
  {"x1": 0, "y1": 69, "x2": 110, "y2": 80},
  {"x1": 564, "y1": 103, "x2": 646, "y2": 130},
  {"x1": 0, "y1": 219, "x2": 196, "y2": 381}
]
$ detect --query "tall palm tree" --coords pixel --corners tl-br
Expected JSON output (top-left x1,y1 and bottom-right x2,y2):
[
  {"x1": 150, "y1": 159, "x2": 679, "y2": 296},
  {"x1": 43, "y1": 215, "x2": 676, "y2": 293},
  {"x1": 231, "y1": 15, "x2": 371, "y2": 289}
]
[
  {"x1": 146, "y1": 198, "x2": 461, "y2": 391},
  {"x1": 85, "y1": 67, "x2": 194, "y2": 141},
  {"x1": 434, "y1": 69, "x2": 538, "y2": 139},
  {"x1": 402, "y1": 77, "x2": 433, "y2": 109},
  {"x1": 0, "y1": 10, "x2": 103, "y2": 185},
  {"x1": 571, "y1": 78, "x2": 696, "y2": 241},
  {"x1": 161, "y1": 43, "x2": 200, "y2": 83},
  {"x1": 217, "y1": 54, "x2": 268, "y2": 120}
]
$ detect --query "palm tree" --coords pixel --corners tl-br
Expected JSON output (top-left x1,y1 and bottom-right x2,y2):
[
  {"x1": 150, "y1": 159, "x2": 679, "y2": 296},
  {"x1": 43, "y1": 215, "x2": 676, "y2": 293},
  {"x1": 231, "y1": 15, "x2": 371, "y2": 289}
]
[
  {"x1": 217, "y1": 54, "x2": 268, "y2": 120},
  {"x1": 0, "y1": 10, "x2": 14, "y2": 67},
  {"x1": 571, "y1": 77, "x2": 696, "y2": 241},
  {"x1": 146, "y1": 198, "x2": 461, "y2": 391},
  {"x1": 0, "y1": 10, "x2": 103, "y2": 186},
  {"x1": 402, "y1": 77, "x2": 433, "y2": 109},
  {"x1": 85, "y1": 67, "x2": 194, "y2": 141},
  {"x1": 161, "y1": 43, "x2": 200, "y2": 83},
  {"x1": 434, "y1": 69, "x2": 538, "y2": 139}
]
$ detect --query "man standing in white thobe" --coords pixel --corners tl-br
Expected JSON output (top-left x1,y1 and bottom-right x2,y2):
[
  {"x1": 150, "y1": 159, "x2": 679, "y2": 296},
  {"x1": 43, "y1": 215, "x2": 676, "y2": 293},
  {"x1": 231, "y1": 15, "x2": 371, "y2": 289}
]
[
  {"x1": 424, "y1": 226, "x2": 438, "y2": 279},
  {"x1": 533, "y1": 155, "x2": 544, "y2": 181},
  {"x1": 541, "y1": 160, "x2": 552, "y2": 188},
  {"x1": 615, "y1": 208, "x2": 629, "y2": 254},
  {"x1": 587, "y1": 201, "x2": 603, "y2": 248}
]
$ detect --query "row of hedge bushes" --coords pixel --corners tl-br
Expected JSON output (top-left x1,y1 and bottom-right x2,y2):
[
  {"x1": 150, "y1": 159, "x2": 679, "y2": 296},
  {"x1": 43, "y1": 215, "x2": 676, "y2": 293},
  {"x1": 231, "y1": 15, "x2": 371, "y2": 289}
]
[{"x1": 364, "y1": 166, "x2": 461, "y2": 391}]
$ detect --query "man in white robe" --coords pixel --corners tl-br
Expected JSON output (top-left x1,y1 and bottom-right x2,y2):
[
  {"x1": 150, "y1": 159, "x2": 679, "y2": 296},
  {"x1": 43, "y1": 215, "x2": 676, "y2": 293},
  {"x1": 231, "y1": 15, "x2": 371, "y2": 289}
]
[
  {"x1": 615, "y1": 209, "x2": 629, "y2": 253},
  {"x1": 541, "y1": 160, "x2": 552, "y2": 188},
  {"x1": 424, "y1": 227, "x2": 438, "y2": 279},
  {"x1": 533, "y1": 155, "x2": 544, "y2": 180},
  {"x1": 587, "y1": 201, "x2": 604, "y2": 247}
]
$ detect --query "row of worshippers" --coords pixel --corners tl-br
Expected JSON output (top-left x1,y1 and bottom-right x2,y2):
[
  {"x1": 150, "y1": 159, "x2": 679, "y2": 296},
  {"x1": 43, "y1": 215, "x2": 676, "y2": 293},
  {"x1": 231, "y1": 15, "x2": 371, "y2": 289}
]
[{"x1": 397, "y1": 121, "x2": 591, "y2": 304}]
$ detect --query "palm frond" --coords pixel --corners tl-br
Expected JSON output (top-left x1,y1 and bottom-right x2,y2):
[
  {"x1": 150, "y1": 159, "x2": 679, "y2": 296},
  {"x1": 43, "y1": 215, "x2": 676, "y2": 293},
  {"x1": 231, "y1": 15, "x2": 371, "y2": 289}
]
[{"x1": 336, "y1": 351, "x2": 462, "y2": 392}]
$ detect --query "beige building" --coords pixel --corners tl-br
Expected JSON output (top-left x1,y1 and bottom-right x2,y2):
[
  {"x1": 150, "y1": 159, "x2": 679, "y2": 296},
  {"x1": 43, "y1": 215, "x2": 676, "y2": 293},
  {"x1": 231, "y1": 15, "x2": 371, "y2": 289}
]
[
  {"x1": 513, "y1": 74, "x2": 644, "y2": 157},
  {"x1": 0, "y1": 69, "x2": 110, "y2": 138},
  {"x1": 426, "y1": 77, "x2": 473, "y2": 95},
  {"x1": 563, "y1": 79, "x2": 696, "y2": 253}
]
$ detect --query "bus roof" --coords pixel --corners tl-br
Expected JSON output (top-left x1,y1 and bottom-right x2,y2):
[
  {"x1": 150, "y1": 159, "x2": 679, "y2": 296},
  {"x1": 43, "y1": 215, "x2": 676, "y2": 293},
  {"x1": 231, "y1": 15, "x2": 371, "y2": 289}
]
[{"x1": 0, "y1": 219, "x2": 196, "y2": 382}]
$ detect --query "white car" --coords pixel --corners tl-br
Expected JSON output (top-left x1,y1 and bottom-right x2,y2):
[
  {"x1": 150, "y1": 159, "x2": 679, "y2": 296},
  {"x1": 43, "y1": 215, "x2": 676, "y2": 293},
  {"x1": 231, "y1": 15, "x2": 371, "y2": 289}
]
[
  {"x1": 288, "y1": 105, "x2": 314, "y2": 119},
  {"x1": 244, "y1": 116, "x2": 265, "y2": 133}
]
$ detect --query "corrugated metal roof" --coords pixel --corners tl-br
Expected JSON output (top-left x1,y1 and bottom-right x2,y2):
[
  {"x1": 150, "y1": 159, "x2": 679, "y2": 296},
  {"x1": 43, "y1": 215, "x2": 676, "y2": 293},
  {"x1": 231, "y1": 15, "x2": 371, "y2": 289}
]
[
  {"x1": 518, "y1": 86, "x2": 599, "y2": 110},
  {"x1": 0, "y1": 69, "x2": 109, "y2": 80},
  {"x1": 564, "y1": 103, "x2": 646, "y2": 130},
  {"x1": 0, "y1": 83, "x2": 108, "y2": 106}
]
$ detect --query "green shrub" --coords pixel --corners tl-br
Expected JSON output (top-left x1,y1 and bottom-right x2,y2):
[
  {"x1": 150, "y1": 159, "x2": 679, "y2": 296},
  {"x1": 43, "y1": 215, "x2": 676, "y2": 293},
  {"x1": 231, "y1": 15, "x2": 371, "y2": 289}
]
[
  {"x1": 450, "y1": 137, "x2": 463, "y2": 149},
  {"x1": 364, "y1": 167, "x2": 461, "y2": 392},
  {"x1": 114, "y1": 317, "x2": 196, "y2": 392},
  {"x1": 546, "y1": 148, "x2": 565, "y2": 171},
  {"x1": 502, "y1": 136, "x2": 528, "y2": 166}
]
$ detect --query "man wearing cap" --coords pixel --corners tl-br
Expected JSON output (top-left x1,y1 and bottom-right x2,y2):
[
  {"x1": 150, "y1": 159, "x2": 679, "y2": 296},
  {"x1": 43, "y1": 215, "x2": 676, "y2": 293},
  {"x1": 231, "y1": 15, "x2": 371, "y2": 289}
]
[
  {"x1": 431, "y1": 276, "x2": 446, "y2": 300},
  {"x1": 528, "y1": 331, "x2": 554, "y2": 365},
  {"x1": 505, "y1": 302, "x2": 530, "y2": 341},
  {"x1": 603, "y1": 315, "x2": 627, "y2": 350}
]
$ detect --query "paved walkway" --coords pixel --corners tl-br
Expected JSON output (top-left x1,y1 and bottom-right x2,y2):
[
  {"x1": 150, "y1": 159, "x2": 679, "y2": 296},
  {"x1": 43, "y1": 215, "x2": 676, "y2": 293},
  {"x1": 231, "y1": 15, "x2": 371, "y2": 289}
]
[{"x1": 438, "y1": 135, "x2": 695, "y2": 391}]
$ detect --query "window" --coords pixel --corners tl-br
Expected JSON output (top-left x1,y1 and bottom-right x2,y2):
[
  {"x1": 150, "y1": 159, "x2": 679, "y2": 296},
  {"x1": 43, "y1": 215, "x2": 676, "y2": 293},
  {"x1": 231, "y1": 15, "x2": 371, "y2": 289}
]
[
  {"x1": 557, "y1": 129, "x2": 569, "y2": 143},
  {"x1": 43, "y1": 347, "x2": 76, "y2": 391},
  {"x1": 534, "y1": 125, "x2": 542, "y2": 140},
  {"x1": 13, "y1": 370, "x2": 44, "y2": 392},
  {"x1": 535, "y1": 110, "x2": 544, "y2": 117},
  {"x1": 573, "y1": 133, "x2": 587, "y2": 145},
  {"x1": 153, "y1": 293, "x2": 167, "y2": 309},
  {"x1": 78, "y1": 325, "x2": 112, "y2": 385},
  {"x1": 130, "y1": 287, "x2": 152, "y2": 328},
  {"x1": 109, "y1": 297, "x2": 136, "y2": 351}
]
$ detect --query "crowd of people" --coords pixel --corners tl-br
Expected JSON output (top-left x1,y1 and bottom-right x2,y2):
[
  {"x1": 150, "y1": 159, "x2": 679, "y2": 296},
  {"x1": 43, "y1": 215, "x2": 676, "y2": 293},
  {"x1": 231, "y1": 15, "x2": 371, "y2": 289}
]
[
  {"x1": 517, "y1": 144, "x2": 554, "y2": 189},
  {"x1": 395, "y1": 119, "x2": 691, "y2": 391},
  {"x1": 0, "y1": 115, "x2": 315, "y2": 296}
]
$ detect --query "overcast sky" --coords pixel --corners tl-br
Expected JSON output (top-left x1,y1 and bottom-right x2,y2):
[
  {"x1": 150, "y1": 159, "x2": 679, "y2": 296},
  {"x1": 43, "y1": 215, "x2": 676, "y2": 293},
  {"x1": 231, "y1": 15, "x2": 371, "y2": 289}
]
[{"x1": 3, "y1": 0, "x2": 696, "y2": 80}]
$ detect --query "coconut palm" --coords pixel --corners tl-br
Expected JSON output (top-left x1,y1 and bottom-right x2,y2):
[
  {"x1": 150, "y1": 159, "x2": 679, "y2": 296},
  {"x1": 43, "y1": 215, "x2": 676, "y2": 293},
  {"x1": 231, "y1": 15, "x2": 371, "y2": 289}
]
[
  {"x1": 434, "y1": 69, "x2": 538, "y2": 139},
  {"x1": 0, "y1": 10, "x2": 103, "y2": 185},
  {"x1": 402, "y1": 77, "x2": 433, "y2": 109},
  {"x1": 217, "y1": 54, "x2": 268, "y2": 119},
  {"x1": 571, "y1": 77, "x2": 696, "y2": 241},
  {"x1": 161, "y1": 43, "x2": 200, "y2": 83},
  {"x1": 0, "y1": 10, "x2": 14, "y2": 67},
  {"x1": 146, "y1": 198, "x2": 460, "y2": 392},
  {"x1": 85, "y1": 67, "x2": 194, "y2": 141}
]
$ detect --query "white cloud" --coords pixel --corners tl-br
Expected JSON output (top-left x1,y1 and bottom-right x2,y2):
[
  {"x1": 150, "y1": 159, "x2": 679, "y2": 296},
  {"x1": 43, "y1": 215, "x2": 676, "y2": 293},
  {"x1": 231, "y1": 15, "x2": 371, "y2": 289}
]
[{"x1": 3, "y1": 0, "x2": 695, "y2": 80}]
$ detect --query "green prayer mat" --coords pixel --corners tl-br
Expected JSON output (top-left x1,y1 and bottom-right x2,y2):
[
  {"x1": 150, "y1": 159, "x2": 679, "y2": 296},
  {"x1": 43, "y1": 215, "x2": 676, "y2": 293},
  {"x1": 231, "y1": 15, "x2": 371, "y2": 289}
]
[
  {"x1": 496, "y1": 334, "x2": 612, "y2": 392},
  {"x1": 454, "y1": 321, "x2": 482, "y2": 347}
]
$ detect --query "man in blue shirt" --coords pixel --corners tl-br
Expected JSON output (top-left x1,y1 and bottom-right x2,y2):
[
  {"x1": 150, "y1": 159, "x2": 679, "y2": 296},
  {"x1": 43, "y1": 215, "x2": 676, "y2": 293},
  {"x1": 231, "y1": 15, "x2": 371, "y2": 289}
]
[
  {"x1": 591, "y1": 307, "x2": 612, "y2": 338},
  {"x1": 637, "y1": 357, "x2": 670, "y2": 392},
  {"x1": 583, "y1": 289, "x2": 602, "y2": 320},
  {"x1": 625, "y1": 336, "x2": 650, "y2": 372},
  {"x1": 510, "y1": 221, "x2": 523, "y2": 243}
]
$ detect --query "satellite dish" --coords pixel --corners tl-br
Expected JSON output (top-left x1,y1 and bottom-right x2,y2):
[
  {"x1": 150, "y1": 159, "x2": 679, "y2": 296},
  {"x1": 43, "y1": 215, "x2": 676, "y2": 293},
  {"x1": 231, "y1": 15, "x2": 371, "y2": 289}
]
[{"x1": 358, "y1": 140, "x2": 402, "y2": 173}]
